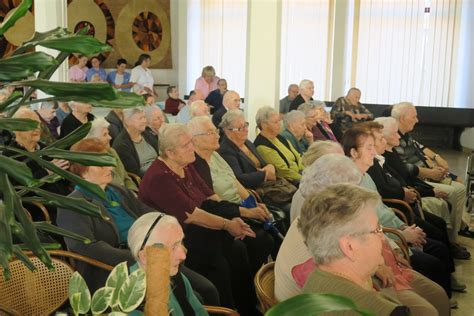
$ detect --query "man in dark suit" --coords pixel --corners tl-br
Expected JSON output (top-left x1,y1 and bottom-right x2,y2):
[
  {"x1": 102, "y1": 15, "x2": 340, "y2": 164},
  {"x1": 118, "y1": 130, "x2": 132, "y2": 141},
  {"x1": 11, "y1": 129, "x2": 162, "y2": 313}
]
[{"x1": 212, "y1": 90, "x2": 241, "y2": 129}]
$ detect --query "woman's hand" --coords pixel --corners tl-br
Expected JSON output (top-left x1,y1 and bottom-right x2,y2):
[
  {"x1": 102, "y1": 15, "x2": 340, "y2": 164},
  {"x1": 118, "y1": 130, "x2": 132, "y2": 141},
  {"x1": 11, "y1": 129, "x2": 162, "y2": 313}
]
[
  {"x1": 226, "y1": 218, "x2": 256, "y2": 240},
  {"x1": 401, "y1": 225, "x2": 426, "y2": 247},
  {"x1": 375, "y1": 264, "x2": 396, "y2": 288},
  {"x1": 240, "y1": 205, "x2": 272, "y2": 221},
  {"x1": 262, "y1": 164, "x2": 276, "y2": 181}
]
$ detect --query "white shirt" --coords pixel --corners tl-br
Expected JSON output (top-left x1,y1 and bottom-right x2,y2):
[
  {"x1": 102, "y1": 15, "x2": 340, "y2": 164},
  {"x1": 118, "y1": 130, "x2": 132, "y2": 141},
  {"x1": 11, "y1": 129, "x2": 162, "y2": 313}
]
[{"x1": 130, "y1": 66, "x2": 154, "y2": 94}]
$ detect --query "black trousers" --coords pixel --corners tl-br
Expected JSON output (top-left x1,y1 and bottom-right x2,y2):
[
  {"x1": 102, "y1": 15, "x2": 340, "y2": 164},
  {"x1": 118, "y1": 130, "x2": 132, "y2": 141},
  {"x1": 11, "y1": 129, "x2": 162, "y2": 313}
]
[{"x1": 180, "y1": 265, "x2": 220, "y2": 306}]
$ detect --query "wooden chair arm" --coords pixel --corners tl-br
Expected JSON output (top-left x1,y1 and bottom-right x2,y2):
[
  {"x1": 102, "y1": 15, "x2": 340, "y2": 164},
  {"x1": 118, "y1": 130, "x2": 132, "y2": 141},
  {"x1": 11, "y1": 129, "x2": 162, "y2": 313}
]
[
  {"x1": 204, "y1": 305, "x2": 240, "y2": 315},
  {"x1": 383, "y1": 198, "x2": 415, "y2": 224},
  {"x1": 0, "y1": 304, "x2": 21, "y2": 316},
  {"x1": 382, "y1": 227, "x2": 411, "y2": 265},
  {"x1": 127, "y1": 171, "x2": 142, "y2": 187},
  {"x1": 247, "y1": 189, "x2": 263, "y2": 203},
  {"x1": 390, "y1": 208, "x2": 409, "y2": 225},
  {"x1": 24, "y1": 201, "x2": 51, "y2": 222}
]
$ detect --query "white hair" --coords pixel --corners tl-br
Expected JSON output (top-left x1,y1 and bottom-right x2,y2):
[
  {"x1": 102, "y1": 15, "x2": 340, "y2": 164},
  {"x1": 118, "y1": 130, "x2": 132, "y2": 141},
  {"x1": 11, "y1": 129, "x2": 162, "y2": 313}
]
[
  {"x1": 123, "y1": 106, "x2": 145, "y2": 121},
  {"x1": 219, "y1": 109, "x2": 245, "y2": 130},
  {"x1": 158, "y1": 123, "x2": 189, "y2": 157},
  {"x1": 297, "y1": 100, "x2": 324, "y2": 116},
  {"x1": 255, "y1": 106, "x2": 278, "y2": 129},
  {"x1": 128, "y1": 212, "x2": 180, "y2": 262},
  {"x1": 284, "y1": 110, "x2": 305, "y2": 128},
  {"x1": 143, "y1": 104, "x2": 162, "y2": 122},
  {"x1": 374, "y1": 117, "x2": 399, "y2": 138},
  {"x1": 190, "y1": 100, "x2": 208, "y2": 118},
  {"x1": 302, "y1": 141, "x2": 343, "y2": 167},
  {"x1": 299, "y1": 79, "x2": 313, "y2": 90},
  {"x1": 391, "y1": 102, "x2": 414, "y2": 121},
  {"x1": 86, "y1": 118, "x2": 110, "y2": 139},
  {"x1": 300, "y1": 154, "x2": 362, "y2": 199},
  {"x1": 187, "y1": 115, "x2": 213, "y2": 136}
]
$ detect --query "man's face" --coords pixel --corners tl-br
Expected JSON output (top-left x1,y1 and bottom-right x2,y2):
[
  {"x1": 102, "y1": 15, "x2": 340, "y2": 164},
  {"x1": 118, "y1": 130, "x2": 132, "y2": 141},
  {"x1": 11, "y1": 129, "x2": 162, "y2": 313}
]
[
  {"x1": 347, "y1": 90, "x2": 361, "y2": 105},
  {"x1": 117, "y1": 63, "x2": 127, "y2": 73},
  {"x1": 301, "y1": 82, "x2": 315, "y2": 99},
  {"x1": 288, "y1": 86, "x2": 299, "y2": 101},
  {"x1": 224, "y1": 92, "x2": 241, "y2": 110},
  {"x1": 148, "y1": 224, "x2": 186, "y2": 276},
  {"x1": 401, "y1": 107, "x2": 418, "y2": 132},
  {"x1": 218, "y1": 80, "x2": 227, "y2": 92}
]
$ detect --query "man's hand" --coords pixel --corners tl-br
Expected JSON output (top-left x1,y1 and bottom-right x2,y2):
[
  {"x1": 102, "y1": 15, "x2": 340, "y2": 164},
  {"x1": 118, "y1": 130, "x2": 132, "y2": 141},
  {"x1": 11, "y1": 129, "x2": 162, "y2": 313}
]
[
  {"x1": 401, "y1": 225, "x2": 426, "y2": 247},
  {"x1": 403, "y1": 187, "x2": 417, "y2": 203}
]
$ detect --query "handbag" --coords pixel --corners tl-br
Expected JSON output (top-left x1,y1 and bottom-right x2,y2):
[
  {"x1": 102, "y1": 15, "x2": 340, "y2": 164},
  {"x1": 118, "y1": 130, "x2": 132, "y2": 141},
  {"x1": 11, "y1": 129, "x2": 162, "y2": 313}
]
[{"x1": 256, "y1": 177, "x2": 297, "y2": 204}]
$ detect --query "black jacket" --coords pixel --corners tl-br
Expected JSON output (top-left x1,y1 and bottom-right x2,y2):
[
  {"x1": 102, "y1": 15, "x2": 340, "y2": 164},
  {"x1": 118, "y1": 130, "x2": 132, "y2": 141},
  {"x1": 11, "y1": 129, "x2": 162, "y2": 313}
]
[
  {"x1": 218, "y1": 135, "x2": 267, "y2": 189},
  {"x1": 57, "y1": 184, "x2": 153, "y2": 292},
  {"x1": 59, "y1": 112, "x2": 95, "y2": 139},
  {"x1": 289, "y1": 94, "x2": 313, "y2": 111},
  {"x1": 367, "y1": 158, "x2": 405, "y2": 200},
  {"x1": 212, "y1": 106, "x2": 227, "y2": 129},
  {"x1": 112, "y1": 129, "x2": 159, "y2": 177},
  {"x1": 105, "y1": 110, "x2": 124, "y2": 141}
]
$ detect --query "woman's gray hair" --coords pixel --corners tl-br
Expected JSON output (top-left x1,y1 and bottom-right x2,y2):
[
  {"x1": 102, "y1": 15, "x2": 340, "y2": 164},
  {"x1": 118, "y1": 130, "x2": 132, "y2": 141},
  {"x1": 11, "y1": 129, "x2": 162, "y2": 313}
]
[
  {"x1": 374, "y1": 117, "x2": 399, "y2": 138},
  {"x1": 128, "y1": 212, "x2": 180, "y2": 262},
  {"x1": 297, "y1": 100, "x2": 324, "y2": 116},
  {"x1": 299, "y1": 154, "x2": 362, "y2": 199},
  {"x1": 143, "y1": 104, "x2": 162, "y2": 122},
  {"x1": 255, "y1": 106, "x2": 278, "y2": 129},
  {"x1": 187, "y1": 115, "x2": 212, "y2": 136},
  {"x1": 219, "y1": 109, "x2": 245, "y2": 130},
  {"x1": 299, "y1": 79, "x2": 313, "y2": 90},
  {"x1": 302, "y1": 141, "x2": 343, "y2": 167},
  {"x1": 298, "y1": 183, "x2": 380, "y2": 265},
  {"x1": 86, "y1": 118, "x2": 110, "y2": 139},
  {"x1": 123, "y1": 106, "x2": 145, "y2": 121},
  {"x1": 283, "y1": 110, "x2": 305, "y2": 128},
  {"x1": 391, "y1": 102, "x2": 414, "y2": 120},
  {"x1": 190, "y1": 100, "x2": 208, "y2": 118},
  {"x1": 159, "y1": 123, "x2": 190, "y2": 157}
]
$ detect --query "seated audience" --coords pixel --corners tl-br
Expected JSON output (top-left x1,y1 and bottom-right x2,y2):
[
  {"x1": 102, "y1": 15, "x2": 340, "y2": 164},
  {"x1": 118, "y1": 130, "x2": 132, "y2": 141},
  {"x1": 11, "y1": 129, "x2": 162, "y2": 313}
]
[
  {"x1": 254, "y1": 106, "x2": 303, "y2": 185},
  {"x1": 86, "y1": 56, "x2": 107, "y2": 82},
  {"x1": 195, "y1": 65, "x2": 220, "y2": 99},
  {"x1": 68, "y1": 55, "x2": 88, "y2": 82},
  {"x1": 176, "y1": 90, "x2": 204, "y2": 124},
  {"x1": 138, "y1": 123, "x2": 258, "y2": 314},
  {"x1": 106, "y1": 58, "x2": 133, "y2": 92},
  {"x1": 301, "y1": 101, "x2": 338, "y2": 142},
  {"x1": 331, "y1": 87, "x2": 373, "y2": 133},
  {"x1": 300, "y1": 184, "x2": 411, "y2": 315},
  {"x1": 105, "y1": 109, "x2": 124, "y2": 141},
  {"x1": 279, "y1": 83, "x2": 299, "y2": 114},
  {"x1": 143, "y1": 104, "x2": 166, "y2": 139},
  {"x1": 289, "y1": 79, "x2": 314, "y2": 111},
  {"x1": 164, "y1": 86, "x2": 186, "y2": 115},
  {"x1": 280, "y1": 110, "x2": 313, "y2": 154},
  {"x1": 112, "y1": 107, "x2": 159, "y2": 177},
  {"x1": 128, "y1": 212, "x2": 209, "y2": 315},
  {"x1": 85, "y1": 119, "x2": 138, "y2": 192},
  {"x1": 35, "y1": 101, "x2": 60, "y2": 144},
  {"x1": 205, "y1": 78, "x2": 227, "y2": 114},
  {"x1": 59, "y1": 101, "x2": 94, "y2": 139},
  {"x1": 131, "y1": 54, "x2": 154, "y2": 95},
  {"x1": 212, "y1": 90, "x2": 241, "y2": 129}
]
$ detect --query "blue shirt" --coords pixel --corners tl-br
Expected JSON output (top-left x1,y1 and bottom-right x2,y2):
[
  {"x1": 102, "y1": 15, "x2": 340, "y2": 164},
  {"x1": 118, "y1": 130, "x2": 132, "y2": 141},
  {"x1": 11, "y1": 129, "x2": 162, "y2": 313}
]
[
  {"x1": 175, "y1": 105, "x2": 190, "y2": 123},
  {"x1": 107, "y1": 71, "x2": 132, "y2": 92},
  {"x1": 86, "y1": 67, "x2": 107, "y2": 82}
]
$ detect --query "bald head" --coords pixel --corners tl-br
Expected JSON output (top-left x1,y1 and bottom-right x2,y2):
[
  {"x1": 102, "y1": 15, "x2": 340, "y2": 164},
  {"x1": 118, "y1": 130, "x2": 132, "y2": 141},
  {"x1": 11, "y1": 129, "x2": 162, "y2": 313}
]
[{"x1": 223, "y1": 91, "x2": 241, "y2": 110}]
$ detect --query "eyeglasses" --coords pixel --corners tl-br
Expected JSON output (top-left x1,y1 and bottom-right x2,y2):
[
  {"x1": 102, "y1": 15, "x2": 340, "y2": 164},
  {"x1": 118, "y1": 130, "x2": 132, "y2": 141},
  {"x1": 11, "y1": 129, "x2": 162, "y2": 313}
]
[
  {"x1": 227, "y1": 122, "x2": 249, "y2": 132},
  {"x1": 351, "y1": 223, "x2": 383, "y2": 237},
  {"x1": 140, "y1": 213, "x2": 165, "y2": 250},
  {"x1": 193, "y1": 128, "x2": 219, "y2": 136}
]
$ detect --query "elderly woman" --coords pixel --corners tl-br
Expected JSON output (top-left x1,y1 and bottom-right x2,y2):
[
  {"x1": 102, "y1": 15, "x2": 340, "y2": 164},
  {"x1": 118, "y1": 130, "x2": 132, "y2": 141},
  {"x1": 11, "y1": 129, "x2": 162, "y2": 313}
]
[
  {"x1": 85, "y1": 118, "x2": 138, "y2": 191},
  {"x1": 194, "y1": 66, "x2": 220, "y2": 99},
  {"x1": 128, "y1": 212, "x2": 208, "y2": 316},
  {"x1": 289, "y1": 79, "x2": 314, "y2": 111},
  {"x1": 69, "y1": 55, "x2": 88, "y2": 82},
  {"x1": 164, "y1": 86, "x2": 186, "y2": 115},
  {"x1": 301, "y1": 184, "x2": 411, "y2": 315},
  {"x1": 131, "y1": 54, "x2": 154, "y2": 95},
  {"x1": 59, "y1": 101, "x2": 94, "y2": 139},
  {"x1": 279, "y1": 110, "x2": 313, "y2": 155},
  {"x1": 143, "y1": 104, "x2": 166, "y2": 138},
  {"x1": 331, "y1": 87, "x2": 373, "y2": 132},
  {"x1": 138, "y1": 124, "x2": 257, "y2": 314},
  {"x1": 298, "y1": 101, "x2": 337, "y2": 142},
  {"x1": 112, "y1": 107, "x2": 159, "y2": 177},
  {"x1": 254, "y1": 106, "x2": 303, "y2": 185}
]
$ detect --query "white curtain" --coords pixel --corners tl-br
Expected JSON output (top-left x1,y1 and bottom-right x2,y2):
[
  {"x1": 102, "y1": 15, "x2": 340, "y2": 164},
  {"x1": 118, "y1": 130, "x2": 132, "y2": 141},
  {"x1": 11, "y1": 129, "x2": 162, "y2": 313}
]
[
  {"x1": 186, "y1": 0, "x2": 248, "y2": 95},
  {"x1": 279, "y1": 0, "x2": 331, "y2": 100},
  {"x1": 354, "y1": 0, "x2": 459, "y2": 107}
]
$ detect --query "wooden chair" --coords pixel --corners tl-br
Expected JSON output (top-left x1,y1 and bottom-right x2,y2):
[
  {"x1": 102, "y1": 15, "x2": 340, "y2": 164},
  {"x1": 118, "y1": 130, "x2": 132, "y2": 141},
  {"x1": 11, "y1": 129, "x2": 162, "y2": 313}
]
[
  {"x1": 254, "y1": 261, "x2": 278, "y2": 313},
  {"x1": 127, "y1": 171, "x2": 142, "y2": 188},
  {"x1": 382, "y1": 227, "x2": 411, "y2": 265},
  {"x1": 23, "y1": 200, "x2": 51, "y2": 222},
  {"x1": 383, "y1": 198, "x2": 416, "y2": 224}
]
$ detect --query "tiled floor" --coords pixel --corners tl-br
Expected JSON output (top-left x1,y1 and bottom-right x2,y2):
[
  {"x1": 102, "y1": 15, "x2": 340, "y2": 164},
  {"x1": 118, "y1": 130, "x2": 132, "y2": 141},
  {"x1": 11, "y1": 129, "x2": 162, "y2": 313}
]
[{"x1": 436, "y1": 149, "x2": 473, "y2": 316}]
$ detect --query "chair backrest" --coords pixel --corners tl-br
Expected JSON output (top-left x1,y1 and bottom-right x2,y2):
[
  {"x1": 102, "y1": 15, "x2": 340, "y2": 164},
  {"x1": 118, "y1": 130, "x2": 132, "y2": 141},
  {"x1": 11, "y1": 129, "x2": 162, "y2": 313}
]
[
  {"x1": 0, "y1": 256, "x2": 74, "y2": 315},
  {"x1": 254, "y1": 261, "x2": 277, "y2": 312}
]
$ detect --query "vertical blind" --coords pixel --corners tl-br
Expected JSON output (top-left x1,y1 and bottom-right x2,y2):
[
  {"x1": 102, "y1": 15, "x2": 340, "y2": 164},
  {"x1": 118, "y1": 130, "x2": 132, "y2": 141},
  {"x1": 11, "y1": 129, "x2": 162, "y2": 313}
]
[{"x1": 354, "y1": 0, "x2": 459, "y2": 107}]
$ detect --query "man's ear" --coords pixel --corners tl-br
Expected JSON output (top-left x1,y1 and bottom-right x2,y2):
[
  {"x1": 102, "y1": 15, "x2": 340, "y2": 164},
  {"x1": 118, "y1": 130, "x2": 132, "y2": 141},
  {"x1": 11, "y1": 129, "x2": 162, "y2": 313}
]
[{"x1": 138, "y1": 249, "x2": 147, "y2": 266}]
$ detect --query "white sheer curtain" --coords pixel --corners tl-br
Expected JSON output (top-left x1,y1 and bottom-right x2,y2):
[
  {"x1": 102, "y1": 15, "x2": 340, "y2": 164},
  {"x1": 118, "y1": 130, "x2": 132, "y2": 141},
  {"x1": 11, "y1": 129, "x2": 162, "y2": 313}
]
[
  {"x1": 354, "y1": 0, "x2": 459, "y2": 107},
  {"x1": 186, "y1": 0, "x2": 248, "y2": 95},
  {"x1": 279, "y1": 0, "x2": 331, "y2": 100}
]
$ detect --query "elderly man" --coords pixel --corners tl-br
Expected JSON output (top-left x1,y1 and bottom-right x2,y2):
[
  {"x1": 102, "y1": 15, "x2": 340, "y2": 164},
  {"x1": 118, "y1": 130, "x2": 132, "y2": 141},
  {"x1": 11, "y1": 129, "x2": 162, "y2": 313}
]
[
  {"x1": 190, "y1": 100, "x2": 210, "y2": 119},
  {"x1": 280, "y1": 84, "x2": 299, "y2": 114},
  {"x1": 176, "y1": 89, "x2": 204, "y2": 124},
  {"x1": 212, "y1": 90, "x2": 241, "y2": 128},
  {"x1": 205, "y1": 78, "x2": 228, "y2": 114},
  {"x1": 331, "y1": 87, "x2": 373, "y2": 133},
  {"x1": 391, "y1": 102, "x2": 469, "y2": 239},
  {"x1": 289, "y1": 79, "x2": 314, "y2": 111}
]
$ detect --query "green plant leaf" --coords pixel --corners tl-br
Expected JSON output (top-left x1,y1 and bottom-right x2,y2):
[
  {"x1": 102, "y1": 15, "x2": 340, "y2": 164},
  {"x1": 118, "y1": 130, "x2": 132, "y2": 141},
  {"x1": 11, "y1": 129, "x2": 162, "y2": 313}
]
[
  {"x1": 17, "y1": 242, "x2": 62, "y2": 251},
  {"x1": 37, "y1": 148, "x2": 117, "y2": 167},
  {"x1": 11, "y1": 79, "x2": 117, "y2": 101},
  {"x1": 108, "y1": 312, "x2": 127, "y2": 316},
  {"x1": 106, "y1": 262, "x2": 129, "y2": 308},
  {"x1": 39, "y1": 35, "x2": 113, "y2": 55},
  {"x1": 0, "y1": 201, "x2": 13, "y2": 262},
  {"x1": 0, "y1": 249, "x2": 10, "y2": 280},
  {"x1": 0, "y1": 90, "x2": 22, "y2": 112},
  {"x1": 85, "y1": 91, "x2": 145, "y2": 108},
  {"x1": 33, "y1": 221, "x2": 92, "y2": 244},
  {"x1": 0, "y1": 0, "x2": 32, "y2": 36},
  {"x1": 118, "y1": 268, "x2": 146, "y2": 312},
  {"x1": 91, "y1": 286, "x2": 114, "y2": 315},
  {"x1": 0, "y1": 52, "x2": 58, "y2": 81},
  {"x1": 0, "y1": 118, "x2": 38, "y2": 131},
  {"x1": 0, "y1": 155, "x2": 36, "y2": 186},
  {"x1": 265, "y1": 293, "x2": 375, "y2": 316},
  {"x1": 45, "y1": 122, "x2": 91, "y2": 150},
  {"x1": 69, "y1": 271, "x2": 91, "y2": 315},
  {"x1": 12, "y1": 27, "x2": 70, "y2": 55},
  {"x1": 12, "y1": 244, "x2": 36, "y2": 272}
]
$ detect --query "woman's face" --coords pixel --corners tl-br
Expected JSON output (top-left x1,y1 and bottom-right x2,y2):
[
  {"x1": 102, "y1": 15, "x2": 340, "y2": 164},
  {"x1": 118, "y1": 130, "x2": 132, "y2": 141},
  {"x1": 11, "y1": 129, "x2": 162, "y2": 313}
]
[
  {"x1": 203, "y1": 74, "x2": 214, "y2": 84},
  {"x1": 149, "y1": 109, "x2": 165, "y2": 130},
  {"x1": 98, "y1": 127, "x2": 112, "y2": 148},
  {"x1": 372, "y1": 130, "x2": 387, "y2": 155},
  {"x1": 74, "y1": 102, "x2": 92, "y2": 114},
  {"x1": 350, "y1": 135, "x2": 376, "y2": 172},
  {"x1": 384, "y1": 125, "x2": 400, "y2": 148},
  {"x1": 289, "y1": 117, "x2": 307, "y2": 139},
  {"x1": 168, "y1": 88, "x2": 179, "y2": 100},
  {"x1": 305, "y1": 109, "x2": 318, "y2": 128},
  {"x1": 126, "y1": 111, "x2": 147, "y2": 133},
  {"x1": 192, "y1": 121, "x2": 220, "y2": 152},
  {"x1": 142, "y1": 58, "x2": 151, "y2": 68},
  {"x1": 91, "y1": 58, "x2": 100, "y2": 69},
  {"x1": 226, "y1": 116, "x2": 249, "y2": 145},
  {"x1": 78, "y1": 56, "x2": 88, "y2": 67},
  {"x1": 82, "y1": 165, "x2": 113, "y2": 187},
  {"x1": 167, "y1": 132, "x2": 196, "y2": 166},
  {"x1": 15, "y1": 115, "x2": 41, "y2": 146},
  {"x1": 262, "y1": 113, "x2": 281, "y2": 137}
]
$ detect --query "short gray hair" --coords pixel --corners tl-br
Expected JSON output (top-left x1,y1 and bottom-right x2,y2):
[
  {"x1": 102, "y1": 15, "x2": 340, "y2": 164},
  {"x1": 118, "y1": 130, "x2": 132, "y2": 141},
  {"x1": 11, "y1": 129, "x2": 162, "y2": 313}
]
[
  {"x1": 299, "y1": 79, "x2": 313, "y2": 90},
  {"x1": 391, "y1": 102, "x2": 414, "y2": 121},
  {"x1": 374, "y1": 117, "x2": 399, "y2": 138},
  {"x1": 300, "y1": 154, "x2": 362, "y2": 199},
  {"x1": 297, "y1": 100, "x2": 324, "y2": 116},
  {"x1": 128, "y1": 212, "x2": 180, "y2": 262},
  {"x1": 123, "y1": 106, "x2": 145, "y2": 121},
  {"x1": 220, "y1": 109, "x2": 245, "y2": 130},
  {"x1": 86, "y1": 118, "x2": 110, "y2": 139},
  {"x1": 190, "y1": 100, "x2": 208, "y2": 118},
  {"x1": 158, "y1": 123, "x2": 189, "y2": 157},
  {"x1": 284, "y1": 110, "x2": 305, "y2": 128},
  {"x1": 187, "y1": 115, "x2": 213, "y2": 136},
  {"x1": 298, "y1": 183, "x2": 380, "y2": 265},
  {"x1": 255, "y1": 106, "x2": 278, "y2": 129},
  {"x1": 143, "y1": 104, "x2": 162, "y2": 122},
  {"x1": 302, "y1": 141, "x2": 343, "y2": 167}
]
